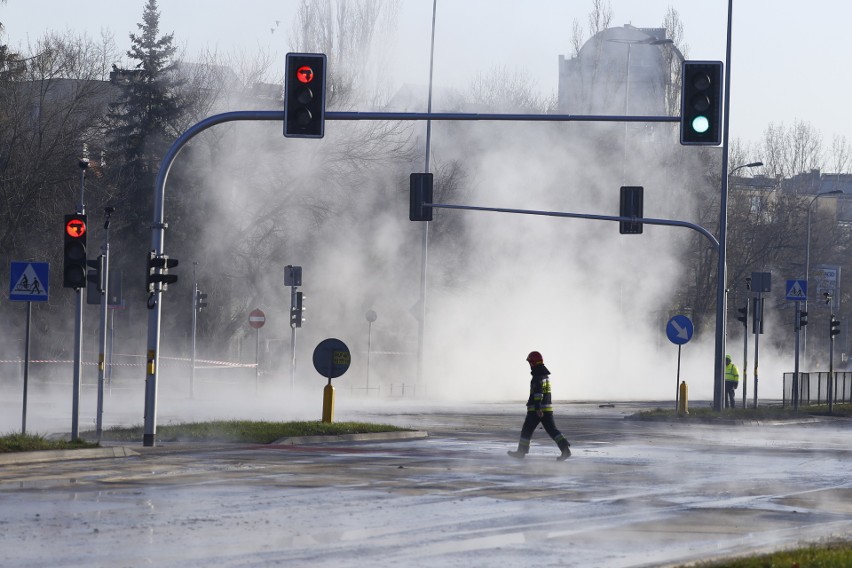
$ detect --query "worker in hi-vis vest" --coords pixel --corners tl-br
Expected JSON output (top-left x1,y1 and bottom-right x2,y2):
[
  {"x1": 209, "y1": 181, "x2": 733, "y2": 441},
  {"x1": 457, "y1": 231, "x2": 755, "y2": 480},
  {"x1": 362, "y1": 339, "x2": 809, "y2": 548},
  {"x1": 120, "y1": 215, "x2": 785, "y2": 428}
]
[{"x1": 724, "y1": 354, "x2": 740, "y2": 409}]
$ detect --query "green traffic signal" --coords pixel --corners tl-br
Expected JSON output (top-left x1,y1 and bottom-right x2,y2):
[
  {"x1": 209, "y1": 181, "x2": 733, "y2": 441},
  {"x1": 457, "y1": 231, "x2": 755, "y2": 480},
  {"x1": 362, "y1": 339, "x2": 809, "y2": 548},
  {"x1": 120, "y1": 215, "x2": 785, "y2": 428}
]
[{"x1": 691, "y1": 115, "x2": 710, "y2": 134}]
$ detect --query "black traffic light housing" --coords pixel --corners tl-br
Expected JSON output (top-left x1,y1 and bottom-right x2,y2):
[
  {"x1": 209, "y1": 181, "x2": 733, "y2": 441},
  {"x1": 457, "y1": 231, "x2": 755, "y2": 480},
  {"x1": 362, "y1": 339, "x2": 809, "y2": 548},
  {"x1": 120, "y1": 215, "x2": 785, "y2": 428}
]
[
  {"x1": 830, "y1": 315, "x2": 841, "y2": 340},
  {"x1": 147, "y1": 251, "x2": 179, "y2": 293},
  {"x1": 63, "y1": 214, "x2": 88, "y2": 289},
  {"x1": 290, "y1": 291, "x2": 304, "y2": 328},
  {"x1": 737, "y1": 303, "x2": 748, "y2": 327},
  {"x1": 410, "y1": 173, "x2": 433, "y2": 222},
  {"x1": 796, "y1": 308, "x2": 808, "y2": 330},
  {"x1": 619, "y1": 186, "x2": 643, "y2": 234},
  {"x1": 284, "y1": 53, "x2": 326, "y2": 138},
  {"x1": 680, "y1": 61, "x2": 723, "y2": 146},
  {"x1": 195, "y1": 289, "x2": 208, "y2": 312}
]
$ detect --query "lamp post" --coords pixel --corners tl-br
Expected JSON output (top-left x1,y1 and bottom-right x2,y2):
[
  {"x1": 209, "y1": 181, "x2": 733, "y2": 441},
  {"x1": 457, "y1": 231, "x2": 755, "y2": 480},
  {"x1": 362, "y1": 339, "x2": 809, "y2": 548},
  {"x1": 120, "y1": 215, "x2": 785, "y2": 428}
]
[
  {"x1": 605, "y1": 34, "x2": 678, "y2": 181},
  {"x1": 803, "y1": 189, "x2": 842, "y2": 366},
  {"x1": 728, "y1": 161, "x2": 762, "y2": 409}
]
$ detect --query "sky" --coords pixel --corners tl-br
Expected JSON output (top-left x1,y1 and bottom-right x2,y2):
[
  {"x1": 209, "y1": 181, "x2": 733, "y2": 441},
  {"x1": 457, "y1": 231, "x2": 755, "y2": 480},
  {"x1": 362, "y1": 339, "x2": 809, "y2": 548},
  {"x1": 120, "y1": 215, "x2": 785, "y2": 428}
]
[
  {"x1": 2, "y1": 0, "x2": 850, "y2": 154},
  {"x1": 0, "y1": 0, "x2": 841, "y2": 405}
]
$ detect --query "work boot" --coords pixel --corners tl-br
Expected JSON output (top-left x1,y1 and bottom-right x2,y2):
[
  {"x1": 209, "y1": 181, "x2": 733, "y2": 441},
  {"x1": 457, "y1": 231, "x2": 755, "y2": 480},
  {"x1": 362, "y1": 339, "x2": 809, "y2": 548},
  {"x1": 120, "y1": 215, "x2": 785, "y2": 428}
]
[
  {"x1": 556, "y1": 443, "x2": 571, "y2": 461},
  {"x1": 507, "y1": 450, "x2": 526, "y2": 459}
]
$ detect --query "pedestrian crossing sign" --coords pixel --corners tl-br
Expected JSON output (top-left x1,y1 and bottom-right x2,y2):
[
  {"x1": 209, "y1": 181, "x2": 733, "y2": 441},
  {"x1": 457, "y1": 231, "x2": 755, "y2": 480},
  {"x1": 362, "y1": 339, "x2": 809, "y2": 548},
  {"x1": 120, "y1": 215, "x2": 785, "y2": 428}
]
[
  {"x1": 785, "y1": 279, "x2": 807, "y2": 301},
  {"x1": 9, "y1": 261, "x2": 49, "y2": 302}
]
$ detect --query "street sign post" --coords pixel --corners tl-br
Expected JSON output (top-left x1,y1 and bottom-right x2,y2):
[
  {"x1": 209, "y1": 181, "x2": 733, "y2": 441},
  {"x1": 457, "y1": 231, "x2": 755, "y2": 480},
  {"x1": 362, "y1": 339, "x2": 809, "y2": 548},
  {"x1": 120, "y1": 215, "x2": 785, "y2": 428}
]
[
  {"x1": 666, "y1": 315, "x2": 694, "y2": 411},
  {"x1": 9, "y1": 261, "x2": 50, "y2": 435},
  {"x1": 248, "y1": 309, "x2": 266, "y2": 392},
  {"x1": 313, "y1": 338, "x2": 351, "y2": 423}
]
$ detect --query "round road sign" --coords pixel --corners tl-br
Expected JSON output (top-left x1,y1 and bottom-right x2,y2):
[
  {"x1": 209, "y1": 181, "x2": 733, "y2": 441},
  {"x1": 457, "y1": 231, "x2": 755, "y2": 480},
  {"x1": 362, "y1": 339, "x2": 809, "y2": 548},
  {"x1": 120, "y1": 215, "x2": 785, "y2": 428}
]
[
  {"x1": 312, "y1": 338, "x2": 351, "y2": 379},
  {"x1": 248, "y1": 308, "x2": 266, "y2": 329},
  {"x1": 365, "y1": 310, "x2": 377, "y2": 323},
  {"x1": 666, "y1": 315, "x2": 694, "y2": 345}
]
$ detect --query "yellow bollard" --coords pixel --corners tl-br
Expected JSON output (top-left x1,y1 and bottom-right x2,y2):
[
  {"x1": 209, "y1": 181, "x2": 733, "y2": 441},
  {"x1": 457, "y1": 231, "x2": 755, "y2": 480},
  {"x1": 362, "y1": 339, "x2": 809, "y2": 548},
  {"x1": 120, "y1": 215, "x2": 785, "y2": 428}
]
[
  {"x1": 677, "y1": 381, "x2": 689, "y2": 415},
  {"x1": 322, "y1": 381, "x2": 335, "y2": 423}
]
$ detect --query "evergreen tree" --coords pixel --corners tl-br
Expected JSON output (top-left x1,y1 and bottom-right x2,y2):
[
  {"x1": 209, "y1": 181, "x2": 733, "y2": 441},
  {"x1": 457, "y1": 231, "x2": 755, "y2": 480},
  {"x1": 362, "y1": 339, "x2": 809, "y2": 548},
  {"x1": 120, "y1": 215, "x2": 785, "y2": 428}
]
[
  {"x1": 105, "y1": 0, "x2": 185, "y2": 312},
  {"x1": 107, "y1": 0, "x2": 181, "y2": 185}
]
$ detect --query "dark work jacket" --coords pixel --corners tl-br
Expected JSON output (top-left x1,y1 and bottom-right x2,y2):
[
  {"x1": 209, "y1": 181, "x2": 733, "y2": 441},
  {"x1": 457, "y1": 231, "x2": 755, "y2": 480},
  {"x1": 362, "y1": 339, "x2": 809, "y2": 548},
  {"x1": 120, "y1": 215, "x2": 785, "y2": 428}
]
[{"x1": 526, "y1": 363, "x2": 553, "y2": 412}]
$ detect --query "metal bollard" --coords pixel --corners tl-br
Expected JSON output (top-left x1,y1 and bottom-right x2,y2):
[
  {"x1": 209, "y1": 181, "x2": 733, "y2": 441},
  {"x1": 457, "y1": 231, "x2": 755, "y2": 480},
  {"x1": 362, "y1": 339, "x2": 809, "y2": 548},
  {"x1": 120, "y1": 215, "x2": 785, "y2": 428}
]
[
  {"x1": 322, "y1": 381, "x2": 335, "y2": 423},
  {"x1": 677, "y1": 381, "x2": 689, "y2": 415}
]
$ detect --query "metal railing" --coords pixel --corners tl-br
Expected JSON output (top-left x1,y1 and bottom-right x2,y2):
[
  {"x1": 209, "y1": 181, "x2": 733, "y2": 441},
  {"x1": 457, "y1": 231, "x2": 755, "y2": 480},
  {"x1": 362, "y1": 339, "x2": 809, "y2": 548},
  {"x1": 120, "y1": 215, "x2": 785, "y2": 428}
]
[{"x1": 782, "y1": 371, "x2": 852, "y2": 407}]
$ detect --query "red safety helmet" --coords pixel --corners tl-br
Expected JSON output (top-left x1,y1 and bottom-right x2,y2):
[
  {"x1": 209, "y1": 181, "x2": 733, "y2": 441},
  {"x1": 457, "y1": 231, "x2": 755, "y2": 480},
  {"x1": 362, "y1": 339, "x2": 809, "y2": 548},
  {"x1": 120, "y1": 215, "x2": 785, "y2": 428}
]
[{"x1": 526, "y1": 351, "x2": 543, "y2": 365}]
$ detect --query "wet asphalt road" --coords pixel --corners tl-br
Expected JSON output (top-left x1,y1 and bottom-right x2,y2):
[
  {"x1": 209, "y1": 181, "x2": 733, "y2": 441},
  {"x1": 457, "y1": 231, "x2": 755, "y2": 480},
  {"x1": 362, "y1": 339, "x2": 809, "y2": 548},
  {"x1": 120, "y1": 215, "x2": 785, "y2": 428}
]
[{"x1": 1, "y1": 401, "x2": 851, "y2": 567}]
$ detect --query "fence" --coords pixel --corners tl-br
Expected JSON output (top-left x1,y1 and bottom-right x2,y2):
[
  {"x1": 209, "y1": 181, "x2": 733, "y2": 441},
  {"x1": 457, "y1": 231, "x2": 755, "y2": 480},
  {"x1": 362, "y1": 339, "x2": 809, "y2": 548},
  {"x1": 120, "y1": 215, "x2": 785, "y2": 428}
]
[{"x1": 781, "y1": 371, "x2": 852, "y2": 407}]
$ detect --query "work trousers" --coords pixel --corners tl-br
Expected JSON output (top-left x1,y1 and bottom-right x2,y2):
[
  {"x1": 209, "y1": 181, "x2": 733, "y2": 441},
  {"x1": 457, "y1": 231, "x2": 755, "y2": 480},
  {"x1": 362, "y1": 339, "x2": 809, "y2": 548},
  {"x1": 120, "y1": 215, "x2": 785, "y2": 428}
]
[
  {"x1": 725, "y1": 381, "x2": 737, "y2": 408},
  {"x1": 516, "y1": 411, "x2": 568, "y2": 453}
]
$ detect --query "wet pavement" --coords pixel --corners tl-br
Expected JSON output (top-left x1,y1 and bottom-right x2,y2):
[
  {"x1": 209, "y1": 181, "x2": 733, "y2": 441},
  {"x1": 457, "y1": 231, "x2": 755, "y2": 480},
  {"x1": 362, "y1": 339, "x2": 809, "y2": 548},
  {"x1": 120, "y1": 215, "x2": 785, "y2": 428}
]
[{"x1": 1, "y1": 401, "x2": 851, "y2": 567}]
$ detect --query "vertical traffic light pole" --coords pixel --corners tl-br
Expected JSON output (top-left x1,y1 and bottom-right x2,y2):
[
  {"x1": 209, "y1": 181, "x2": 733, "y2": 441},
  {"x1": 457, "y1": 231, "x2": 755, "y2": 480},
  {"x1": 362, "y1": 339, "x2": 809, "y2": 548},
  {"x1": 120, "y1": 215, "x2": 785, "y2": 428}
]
[
  {"x1": 95, "y1": 209, "x2": 112, "y2": 442},
  {"x1": 71, "y1": 160, "x2": 88, "y2": 441},
  {"x1": 191, "y1": 263, "x2": 198, "y2": 399}
]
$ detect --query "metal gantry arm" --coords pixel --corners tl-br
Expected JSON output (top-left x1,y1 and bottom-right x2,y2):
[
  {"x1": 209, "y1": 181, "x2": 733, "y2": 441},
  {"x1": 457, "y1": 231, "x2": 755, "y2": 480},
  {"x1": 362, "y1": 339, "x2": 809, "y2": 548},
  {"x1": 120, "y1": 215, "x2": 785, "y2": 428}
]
[{"x1": 142, "y1": 108, "x2": 697, "y2": 447}]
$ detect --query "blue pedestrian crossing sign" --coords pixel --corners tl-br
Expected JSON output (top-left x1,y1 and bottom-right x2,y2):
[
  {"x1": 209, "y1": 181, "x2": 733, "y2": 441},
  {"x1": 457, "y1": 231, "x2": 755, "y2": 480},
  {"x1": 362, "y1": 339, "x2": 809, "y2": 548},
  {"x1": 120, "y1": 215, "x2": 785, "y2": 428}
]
[
  {"x1": 9, "y1": 261, "x2": 49, "y2": 302},
  {"x1": 785, "y1": 279, "x2": 807, "y2": 301},
  {"x1": 666, "y1": 314, "x2": 694, "y2": 345}
]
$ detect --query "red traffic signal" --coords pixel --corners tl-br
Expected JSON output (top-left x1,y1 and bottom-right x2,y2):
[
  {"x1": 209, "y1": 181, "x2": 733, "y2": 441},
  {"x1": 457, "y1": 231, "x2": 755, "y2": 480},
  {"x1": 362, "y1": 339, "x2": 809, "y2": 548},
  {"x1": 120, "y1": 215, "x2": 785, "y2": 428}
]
[
  {"x1": 284, "y1": 53, "x2": 327, "y2": 139},
  {"x1": 296, "y1": 65, "x2": 314, "y2": 84},
  {"x1": 63, "y1": 213, "x2": 88, "y2": 288},
  {"x1": 65, "y1": 216, "x2": 87, "y2": 238}
]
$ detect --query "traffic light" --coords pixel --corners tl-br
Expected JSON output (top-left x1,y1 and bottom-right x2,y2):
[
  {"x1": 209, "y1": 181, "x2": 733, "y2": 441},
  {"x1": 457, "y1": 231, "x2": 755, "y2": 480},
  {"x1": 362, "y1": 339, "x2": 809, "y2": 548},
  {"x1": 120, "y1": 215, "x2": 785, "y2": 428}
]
[
  {"x1": 195, "y1": 289, "x2": 208, "y2": 312},
  {"x1": 737, "y1": 303, "x2": 748, "y2": 327},
  {"x1": 63, "y1": 214, "x2": 88, "y2": 288},
  {"x1": 146, "y1": 252, "x2": 179, "y2": 293},
  {"x1": 410, "y1": 173, "x2": 433, "y2": 222},
  {"x1": 290, "y1": 291, "x2": 304, "y2": 328},
  {"x1": 284, "y1": 53, "x2": 326, "y2": 138},
  {"x1": 619, "y1": 186, "x2": 643, "y2": 234},
  {"x1": 680, "y1": 61, "x2": 723, "y2": 145},
  {"x1": 86, "y1": 255, "x2": 107, "y2": 305},
  {"x1": 796, "y1": 308, "x2": 808, "y2": 330},
  {"x1": 830, "y1": 315, "x2": 841, "y2": 340}
]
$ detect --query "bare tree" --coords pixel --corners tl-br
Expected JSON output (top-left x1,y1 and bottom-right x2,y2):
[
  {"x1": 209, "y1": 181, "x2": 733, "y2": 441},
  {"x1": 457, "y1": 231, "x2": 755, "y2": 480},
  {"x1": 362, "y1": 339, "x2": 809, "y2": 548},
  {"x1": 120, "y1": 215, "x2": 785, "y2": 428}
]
[
  {"x1": 760, "y1": 120, "x2": 824, "y2": 179},
  {"x1": 662, "y1": 7, "x2": 689, "y2": 116},
  {"x1": 828, "y1": 134, "x2": 850, "y2": 174}
]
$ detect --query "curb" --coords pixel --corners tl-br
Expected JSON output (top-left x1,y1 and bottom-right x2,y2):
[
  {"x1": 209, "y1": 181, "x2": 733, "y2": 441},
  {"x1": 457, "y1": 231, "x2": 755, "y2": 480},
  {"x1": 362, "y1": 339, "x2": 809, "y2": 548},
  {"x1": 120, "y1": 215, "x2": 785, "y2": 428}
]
[
  {"x1": 270, "y1": 430, "x2": 429, "y2": 445},
  {"x1": 0, "y1": 446, "x2": 138, "y2": 466}
]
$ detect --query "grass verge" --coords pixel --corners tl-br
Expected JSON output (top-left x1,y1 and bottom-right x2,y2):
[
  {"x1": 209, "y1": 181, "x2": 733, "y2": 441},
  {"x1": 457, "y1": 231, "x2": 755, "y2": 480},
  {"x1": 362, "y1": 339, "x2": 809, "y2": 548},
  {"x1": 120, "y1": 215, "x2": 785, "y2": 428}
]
[
  {"x1": 0, "y1": 433, "x2": 98, "y2": 453},
  {"x1": 98, "y1": 420, "x2": 412, "y2": 444},
  {"x1": 629, "y1": 402, "x2": 852, "y2": 422},
  {"x1": 683, "y1": 539, "x2": 852, "y2": 567}
]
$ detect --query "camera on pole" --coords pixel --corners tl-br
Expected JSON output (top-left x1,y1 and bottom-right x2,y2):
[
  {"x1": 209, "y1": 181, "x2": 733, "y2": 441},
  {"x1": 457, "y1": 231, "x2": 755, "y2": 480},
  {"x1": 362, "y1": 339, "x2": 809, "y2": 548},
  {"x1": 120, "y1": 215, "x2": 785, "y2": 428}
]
[{"x1": 284, "y1": 53, "x2": 327, "y2": 138}]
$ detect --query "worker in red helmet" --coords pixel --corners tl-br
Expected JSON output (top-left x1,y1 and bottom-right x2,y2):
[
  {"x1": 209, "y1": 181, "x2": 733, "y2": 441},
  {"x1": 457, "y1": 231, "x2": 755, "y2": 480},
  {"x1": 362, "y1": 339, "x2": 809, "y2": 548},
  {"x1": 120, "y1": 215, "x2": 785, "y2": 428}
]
[{"x1": 508, "y1": 351, "x2": 571, "y2": 461}]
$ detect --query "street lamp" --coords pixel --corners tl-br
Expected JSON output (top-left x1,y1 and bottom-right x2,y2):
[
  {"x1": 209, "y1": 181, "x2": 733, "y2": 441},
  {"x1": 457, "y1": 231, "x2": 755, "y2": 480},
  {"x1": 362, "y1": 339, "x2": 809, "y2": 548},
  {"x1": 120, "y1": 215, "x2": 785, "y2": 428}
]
[
  {"x1": 730, "y1": 161, "x2": 763, "y2": 177},
  {"x1": 803, "y1": 189, "x2": 842, "y2": 365}
]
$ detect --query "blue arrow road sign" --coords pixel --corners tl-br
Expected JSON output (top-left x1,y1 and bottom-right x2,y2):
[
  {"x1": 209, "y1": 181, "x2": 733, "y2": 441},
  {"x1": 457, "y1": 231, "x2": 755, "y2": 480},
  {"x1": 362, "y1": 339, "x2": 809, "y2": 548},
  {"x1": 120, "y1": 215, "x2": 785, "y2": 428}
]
[
  {"x1": 785, "y1": 279, "x2": 807, "y2": 301},
  {"x1": 666, "y1": 314, "x2": 694, "y2": 345},
  {"x1": 9, "y1": 261, "x2": 49, "y2": 302}
]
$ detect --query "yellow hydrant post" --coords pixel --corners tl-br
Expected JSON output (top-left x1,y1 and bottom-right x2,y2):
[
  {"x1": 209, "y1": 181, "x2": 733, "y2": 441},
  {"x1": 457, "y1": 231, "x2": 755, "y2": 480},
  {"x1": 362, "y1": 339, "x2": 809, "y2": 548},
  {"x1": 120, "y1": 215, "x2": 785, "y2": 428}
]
[
  {"x1": 322, "y1": 379, "x2": 335, "y2": 423},
  {"x1": 677, "y1": 381, "x2": 689, "y2": 415}
]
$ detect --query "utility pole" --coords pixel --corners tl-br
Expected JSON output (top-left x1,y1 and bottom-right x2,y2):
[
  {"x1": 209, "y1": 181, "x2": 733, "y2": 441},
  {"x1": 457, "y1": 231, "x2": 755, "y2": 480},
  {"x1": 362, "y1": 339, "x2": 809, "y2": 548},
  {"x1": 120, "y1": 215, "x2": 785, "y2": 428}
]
[{"x1": 95, "y1": 207, "x2": 113, "y2": 442}]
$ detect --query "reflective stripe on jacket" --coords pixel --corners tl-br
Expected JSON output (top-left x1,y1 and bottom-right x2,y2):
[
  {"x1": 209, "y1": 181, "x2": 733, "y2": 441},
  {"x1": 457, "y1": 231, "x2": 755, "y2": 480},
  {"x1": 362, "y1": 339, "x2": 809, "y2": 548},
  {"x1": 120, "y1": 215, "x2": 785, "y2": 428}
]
[{"x1": 526, "y1": 374, "x2": 553, "y2": 412}]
